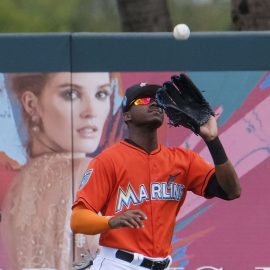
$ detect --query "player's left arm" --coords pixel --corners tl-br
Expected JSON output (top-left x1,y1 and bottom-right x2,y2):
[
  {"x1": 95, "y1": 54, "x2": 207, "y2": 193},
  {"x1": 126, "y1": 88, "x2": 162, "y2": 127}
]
[{"x1": 200, "y1": 116, "x2": 241, "y2": 200}]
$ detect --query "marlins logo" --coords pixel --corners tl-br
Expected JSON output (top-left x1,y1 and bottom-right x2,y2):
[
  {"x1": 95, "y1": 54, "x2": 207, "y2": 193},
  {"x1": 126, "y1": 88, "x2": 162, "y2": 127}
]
[
  {"x1": 116, "y1": 181, "x2": 185, "y2": 213},
  {"x1": 79, "y1": 169, "x2": 93, "y2": 189}
]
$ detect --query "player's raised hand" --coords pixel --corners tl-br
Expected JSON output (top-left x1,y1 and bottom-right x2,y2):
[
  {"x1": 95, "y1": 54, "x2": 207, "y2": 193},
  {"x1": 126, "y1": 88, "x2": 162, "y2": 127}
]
[
  {"x1": 199, "y1": 115, "x2": 218, "y2": 142},
  {"x1": 109, "y1": 209, "x2": 147, "y2": 229}
]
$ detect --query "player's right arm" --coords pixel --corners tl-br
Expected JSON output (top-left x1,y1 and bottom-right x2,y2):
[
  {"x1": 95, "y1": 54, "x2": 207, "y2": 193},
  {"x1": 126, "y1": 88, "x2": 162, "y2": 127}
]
[
  {"x1": 71, "y1": 202, "x2": 110, "y2": 234},
  {"x1": 71, "y1": 202, "x2": 147, "y2": 235},
  {"x1": 109, "y1": 208, "x2": 147, "y2": 229}
]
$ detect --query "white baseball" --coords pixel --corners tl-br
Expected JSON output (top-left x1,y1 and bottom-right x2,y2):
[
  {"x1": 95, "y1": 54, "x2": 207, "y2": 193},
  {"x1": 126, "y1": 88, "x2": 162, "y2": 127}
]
[{"x1": 173, "y1": 24, "x2": 190, "y2": 40}]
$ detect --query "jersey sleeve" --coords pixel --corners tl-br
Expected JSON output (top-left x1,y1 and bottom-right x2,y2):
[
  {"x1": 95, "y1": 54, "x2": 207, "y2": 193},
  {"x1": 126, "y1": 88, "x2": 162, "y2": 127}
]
[
  {"x1": 185, "y1": 150, "x2": 215, "y2": 196},
  {"x1": 73, "y1": 156, "x2": 115, "y2": 214}
]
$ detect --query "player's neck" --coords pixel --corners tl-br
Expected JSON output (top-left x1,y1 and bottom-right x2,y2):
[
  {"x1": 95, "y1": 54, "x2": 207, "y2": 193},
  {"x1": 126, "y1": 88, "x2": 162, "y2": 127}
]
[{"x1": 128, "y1": 130, "x2": 158, "y2": 153}]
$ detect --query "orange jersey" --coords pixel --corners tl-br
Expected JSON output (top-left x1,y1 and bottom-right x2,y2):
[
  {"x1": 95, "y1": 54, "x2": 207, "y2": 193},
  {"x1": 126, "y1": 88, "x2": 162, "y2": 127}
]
[{"x1": 73, "y1": 140, "x2": 214, "y2": 257}]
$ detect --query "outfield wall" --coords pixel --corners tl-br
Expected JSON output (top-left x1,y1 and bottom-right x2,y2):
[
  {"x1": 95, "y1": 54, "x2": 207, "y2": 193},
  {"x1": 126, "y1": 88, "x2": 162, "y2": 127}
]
[{"x1": 0, "y1": 32, "x2": 269, "y2": 270}]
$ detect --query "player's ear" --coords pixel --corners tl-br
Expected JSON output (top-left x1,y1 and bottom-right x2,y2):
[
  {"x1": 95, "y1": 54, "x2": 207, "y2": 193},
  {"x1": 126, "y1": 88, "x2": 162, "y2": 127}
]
[{"x1": 123, "y1": 111, "x2": 132, "y2": 122}]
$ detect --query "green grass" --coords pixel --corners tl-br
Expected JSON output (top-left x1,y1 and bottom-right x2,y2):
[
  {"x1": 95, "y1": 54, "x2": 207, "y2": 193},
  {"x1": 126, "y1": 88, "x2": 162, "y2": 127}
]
[
  {"x1": 168, "y1": 1, "x2": 232, "y2": 31},
  {"x1": 0, "y1": 0, "x2": 231, "y2": 32}
]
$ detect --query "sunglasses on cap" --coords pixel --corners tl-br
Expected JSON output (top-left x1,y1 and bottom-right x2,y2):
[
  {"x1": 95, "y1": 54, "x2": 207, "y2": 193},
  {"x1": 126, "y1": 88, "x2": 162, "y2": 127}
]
[{"x1": 130, "y1": 97, "x2": 156, "y2": 107}]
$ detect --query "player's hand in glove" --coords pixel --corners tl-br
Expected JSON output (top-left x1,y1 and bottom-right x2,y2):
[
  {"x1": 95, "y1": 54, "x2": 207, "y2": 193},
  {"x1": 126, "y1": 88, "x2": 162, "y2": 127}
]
[
  {"x1": 156, "y1": 73, "x2": 215, "y2": 135},
  {"x1": 109, "y1": 209, "x2": 147, "y2": 229}
]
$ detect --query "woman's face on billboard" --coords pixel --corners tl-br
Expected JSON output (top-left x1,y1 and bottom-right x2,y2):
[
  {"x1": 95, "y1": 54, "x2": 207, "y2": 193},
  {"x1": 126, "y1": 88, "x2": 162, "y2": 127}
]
[{"x1": 37, "y1": 72, "x2": 112, "y2": 153}]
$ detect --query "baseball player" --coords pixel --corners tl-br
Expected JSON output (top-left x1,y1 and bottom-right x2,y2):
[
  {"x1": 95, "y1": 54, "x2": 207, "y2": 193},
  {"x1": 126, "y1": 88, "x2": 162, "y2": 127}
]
[{"x1": 71, "y1": 82, "x2": 241, "y2": 270}]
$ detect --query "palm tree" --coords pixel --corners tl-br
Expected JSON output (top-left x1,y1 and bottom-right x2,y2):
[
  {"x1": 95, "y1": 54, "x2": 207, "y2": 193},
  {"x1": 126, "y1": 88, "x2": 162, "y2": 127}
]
[
  {"x1": 231, "y1": 0, "x2": 270, "y2": 30},
  {"x1": 116, "y1": 0, "x2": 172, "y2": 32}
]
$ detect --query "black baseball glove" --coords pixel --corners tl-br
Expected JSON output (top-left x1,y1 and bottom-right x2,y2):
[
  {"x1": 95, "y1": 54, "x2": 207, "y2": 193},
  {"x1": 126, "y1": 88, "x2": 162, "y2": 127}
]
[{"x1": 156, "y1": 73, "x2": 215, "y2": 135}]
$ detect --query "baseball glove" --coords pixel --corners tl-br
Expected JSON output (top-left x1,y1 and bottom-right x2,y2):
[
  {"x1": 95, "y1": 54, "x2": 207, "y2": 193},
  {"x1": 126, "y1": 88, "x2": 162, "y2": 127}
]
[{"x1": 156, "y1": 73, "x2": 215, "y2": 135}]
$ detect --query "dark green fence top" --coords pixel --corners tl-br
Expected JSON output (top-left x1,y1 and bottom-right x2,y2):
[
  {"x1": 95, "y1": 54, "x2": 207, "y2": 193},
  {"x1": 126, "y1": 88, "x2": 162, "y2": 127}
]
[{"x1": 0, "y1": 32, "x2": 269, "y2": 72}]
